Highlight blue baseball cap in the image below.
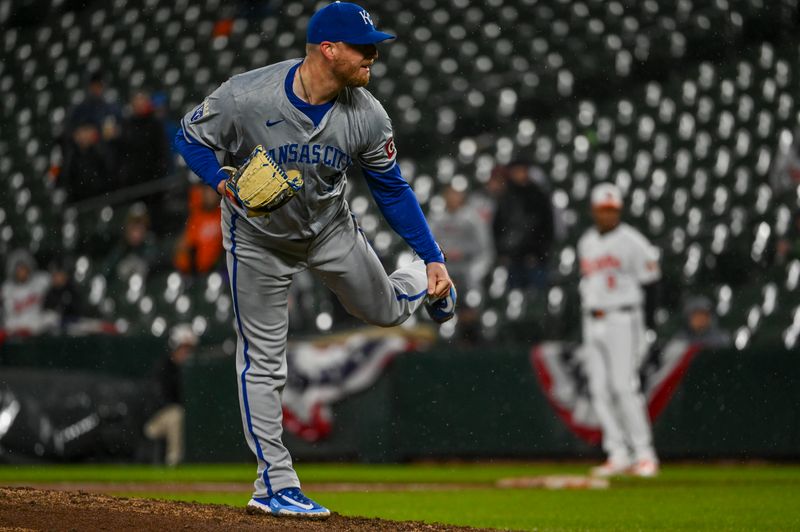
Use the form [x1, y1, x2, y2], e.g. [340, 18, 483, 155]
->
[307, 2, 395, 45]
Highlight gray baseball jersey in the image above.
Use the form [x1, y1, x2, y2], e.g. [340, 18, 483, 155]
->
[180, 60, 433, 500]
[577, 222, 660, 464]
[181, 59, 396, 239]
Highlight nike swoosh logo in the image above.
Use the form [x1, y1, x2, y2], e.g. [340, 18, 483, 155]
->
[280, 494, 314, 510]
[266, 119, 285, 127]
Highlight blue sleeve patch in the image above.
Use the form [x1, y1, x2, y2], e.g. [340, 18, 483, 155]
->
[190, 99, 209, 122]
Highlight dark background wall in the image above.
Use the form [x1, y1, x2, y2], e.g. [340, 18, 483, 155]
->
[1, 336, 798, 462]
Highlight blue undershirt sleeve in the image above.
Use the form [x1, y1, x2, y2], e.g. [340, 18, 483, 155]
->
[362, 165, 444, 264]
[173, 127, 228, 191]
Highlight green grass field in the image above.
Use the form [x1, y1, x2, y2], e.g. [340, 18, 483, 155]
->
[2, 463, 799, 531]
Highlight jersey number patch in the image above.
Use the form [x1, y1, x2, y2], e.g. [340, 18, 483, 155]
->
[606, 274, 617, 290]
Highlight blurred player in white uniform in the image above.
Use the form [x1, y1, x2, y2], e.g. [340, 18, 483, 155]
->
[578, 183, 661, 477]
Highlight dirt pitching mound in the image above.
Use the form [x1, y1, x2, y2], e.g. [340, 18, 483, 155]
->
[0, 487, 488, 532]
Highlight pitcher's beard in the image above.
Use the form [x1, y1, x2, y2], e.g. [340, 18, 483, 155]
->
[334, 61, 371, 88]
[346, 71, 370, 87]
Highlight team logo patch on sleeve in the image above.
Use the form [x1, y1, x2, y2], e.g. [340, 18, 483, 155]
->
[190, 99, 210, 122]
[384, 136, 396, 159]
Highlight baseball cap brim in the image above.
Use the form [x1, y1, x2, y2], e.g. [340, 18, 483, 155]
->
[343, 30, 396, 44]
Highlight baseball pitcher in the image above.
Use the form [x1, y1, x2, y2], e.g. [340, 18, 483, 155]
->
[578, 183, 661, 478]
[174, 2, 456, 518]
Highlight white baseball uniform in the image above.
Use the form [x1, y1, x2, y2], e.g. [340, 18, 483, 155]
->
[577, 222, 661, 463]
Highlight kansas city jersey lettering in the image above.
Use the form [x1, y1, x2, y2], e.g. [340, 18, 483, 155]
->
[267, 143, 353, 171]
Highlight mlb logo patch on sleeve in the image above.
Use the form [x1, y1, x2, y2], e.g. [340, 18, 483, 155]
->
[191, 99, 210, 122]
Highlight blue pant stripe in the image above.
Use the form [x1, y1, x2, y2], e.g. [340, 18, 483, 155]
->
[396, 288, 428, 302]
[230, 213, 273, 497]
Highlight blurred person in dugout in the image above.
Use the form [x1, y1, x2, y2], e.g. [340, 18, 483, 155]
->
[770, 126, 800, 197]
[151, 91, 180, 172]
[65, 70, 122, 137]
[470, 165, 507, 226]
[143, 324, 197, 466]
[492, 161, 554, 291]
[43, 259, 86, 332]
[60, 70, 122, 203]
[103, 202, 161, 281]
[675, 296, 731, 350]
[428, 177, 494, 343]
[1, 250, 59, 336]
[119, 91, 171, 219]
[174, 184, 224, 275]
[577, 183, 661, 478]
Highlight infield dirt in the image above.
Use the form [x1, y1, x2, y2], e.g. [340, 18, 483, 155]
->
[0, 487, 490, 531]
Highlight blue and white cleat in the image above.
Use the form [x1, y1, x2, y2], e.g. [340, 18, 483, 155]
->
[246, 487, 330, 519]
[424, 285, 457, 324]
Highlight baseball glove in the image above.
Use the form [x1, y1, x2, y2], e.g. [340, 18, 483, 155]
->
[221, 145, 304, 217]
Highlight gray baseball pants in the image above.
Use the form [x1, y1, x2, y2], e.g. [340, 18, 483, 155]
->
[222, 201, 429, 498]
[581, 308, 657, 463]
